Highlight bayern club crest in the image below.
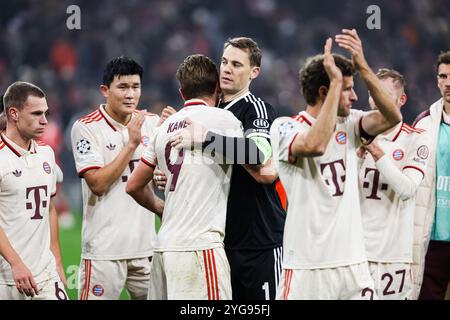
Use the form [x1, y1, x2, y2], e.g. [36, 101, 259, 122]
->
[42, 162, 51, 174]
[392, 149, 404, 161]
[92, 284, 104, 297]
[141, 135, 149, 147]
[335, 131, 347, 144]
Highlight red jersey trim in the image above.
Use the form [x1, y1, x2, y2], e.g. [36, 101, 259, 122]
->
[0, 133, 22, 157]
[391, 122, 404, 142]
[78, 166, 102, 177]
[79, 110, 102, 124]
[80, 259, 92, 300]
[403, 165, 425, 177]
[140, 157, 156, 168]
[292, 114, 312, 126]
[183, 100, 208, 108]
[288, 132, 299, 164]
[98, 107, 118, 132]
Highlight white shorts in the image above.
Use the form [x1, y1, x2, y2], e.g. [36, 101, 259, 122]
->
[276, 262, 377, 300]
[78, 257, 152, 300]
[368, 261, 413, 300]
[148, 248, 232, 300]
[0, 275, 67, 300]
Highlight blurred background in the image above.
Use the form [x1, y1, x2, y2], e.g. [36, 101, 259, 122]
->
[0, 0, 449, 299]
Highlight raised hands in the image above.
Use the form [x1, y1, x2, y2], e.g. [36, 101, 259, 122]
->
[159, 106, 177, 126]
[335, 29, 369, 71]
[323, 37, 343, 82]
[169, 118, 207, 150]
[127, 110, 145, 148]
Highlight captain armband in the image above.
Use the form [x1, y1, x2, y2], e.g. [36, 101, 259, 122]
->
[201, 131, 269, 165]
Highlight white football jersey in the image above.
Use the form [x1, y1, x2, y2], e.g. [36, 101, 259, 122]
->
[0, 133, 58, 284]
[71, 105, 159, 260]
[141, 99, 243, 251]
[270, 110, 368, 269]
[359, 122, 430, 263]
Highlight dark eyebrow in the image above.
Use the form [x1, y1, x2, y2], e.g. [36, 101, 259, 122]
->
[32, 110, 48, 115]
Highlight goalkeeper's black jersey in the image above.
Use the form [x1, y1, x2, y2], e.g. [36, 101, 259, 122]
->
[219, 91, 286, 250]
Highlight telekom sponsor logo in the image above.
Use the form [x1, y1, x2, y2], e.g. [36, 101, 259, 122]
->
[320, 159, 346, 197]
[26, 185, 48, 220]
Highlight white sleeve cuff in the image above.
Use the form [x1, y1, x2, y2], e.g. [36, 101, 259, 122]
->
[375, 154, 423, 201]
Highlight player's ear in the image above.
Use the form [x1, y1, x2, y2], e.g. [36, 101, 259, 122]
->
[318, 85, 328, 100]
[399, 93, 407, 107]
[100, 85, 109, 98]
[179, 88, 187, 101]
[8, 107, 19, 122]
[249, 66, 260, 81]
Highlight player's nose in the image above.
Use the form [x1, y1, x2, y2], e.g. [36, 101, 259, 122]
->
[350, 89, 358, 102]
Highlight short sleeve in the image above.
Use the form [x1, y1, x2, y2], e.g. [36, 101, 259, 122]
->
[403, 130, 432, 178]
[270, 117, 302, 163]
[51, 164, 57, 197]
[45, 147, 58, 197]
[242, 100, 276, 140]
[71, 121, 104, 176]
[141, 128, 159, 168]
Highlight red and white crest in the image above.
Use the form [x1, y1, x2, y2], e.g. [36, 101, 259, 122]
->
[92, 284, 104, 297]
[392, 149, 404, 161]
[335, 131, 347, 145]
[42, 162, 51, 174]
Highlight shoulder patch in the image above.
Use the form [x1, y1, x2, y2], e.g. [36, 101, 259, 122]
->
[277, 121, 295, 136]
[76, 138, 92, 155]
[417, 145, 429, 160]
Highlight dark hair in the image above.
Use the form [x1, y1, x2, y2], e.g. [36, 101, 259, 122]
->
[436, 51, 450, 72]
[3, 81, 45, 113]
[102, 56, 143, 87]
[299, 54, 355, 105]
[176, 54, 219, 100]
[224, 37, 262, 67]
[376, 68, 407, 91]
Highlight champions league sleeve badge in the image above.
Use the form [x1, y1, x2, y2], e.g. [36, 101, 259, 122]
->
[76, 139, 91, 155]
[278, 121, 295, 136]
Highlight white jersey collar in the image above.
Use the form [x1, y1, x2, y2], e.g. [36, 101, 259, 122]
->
[183, 99, 208, 108]
[0, 132, 37, 157]
[99, 104, 142, 132]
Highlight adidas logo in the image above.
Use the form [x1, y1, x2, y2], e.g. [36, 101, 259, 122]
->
[12, 170, 22, 177]
[106, 143, 116, 151]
